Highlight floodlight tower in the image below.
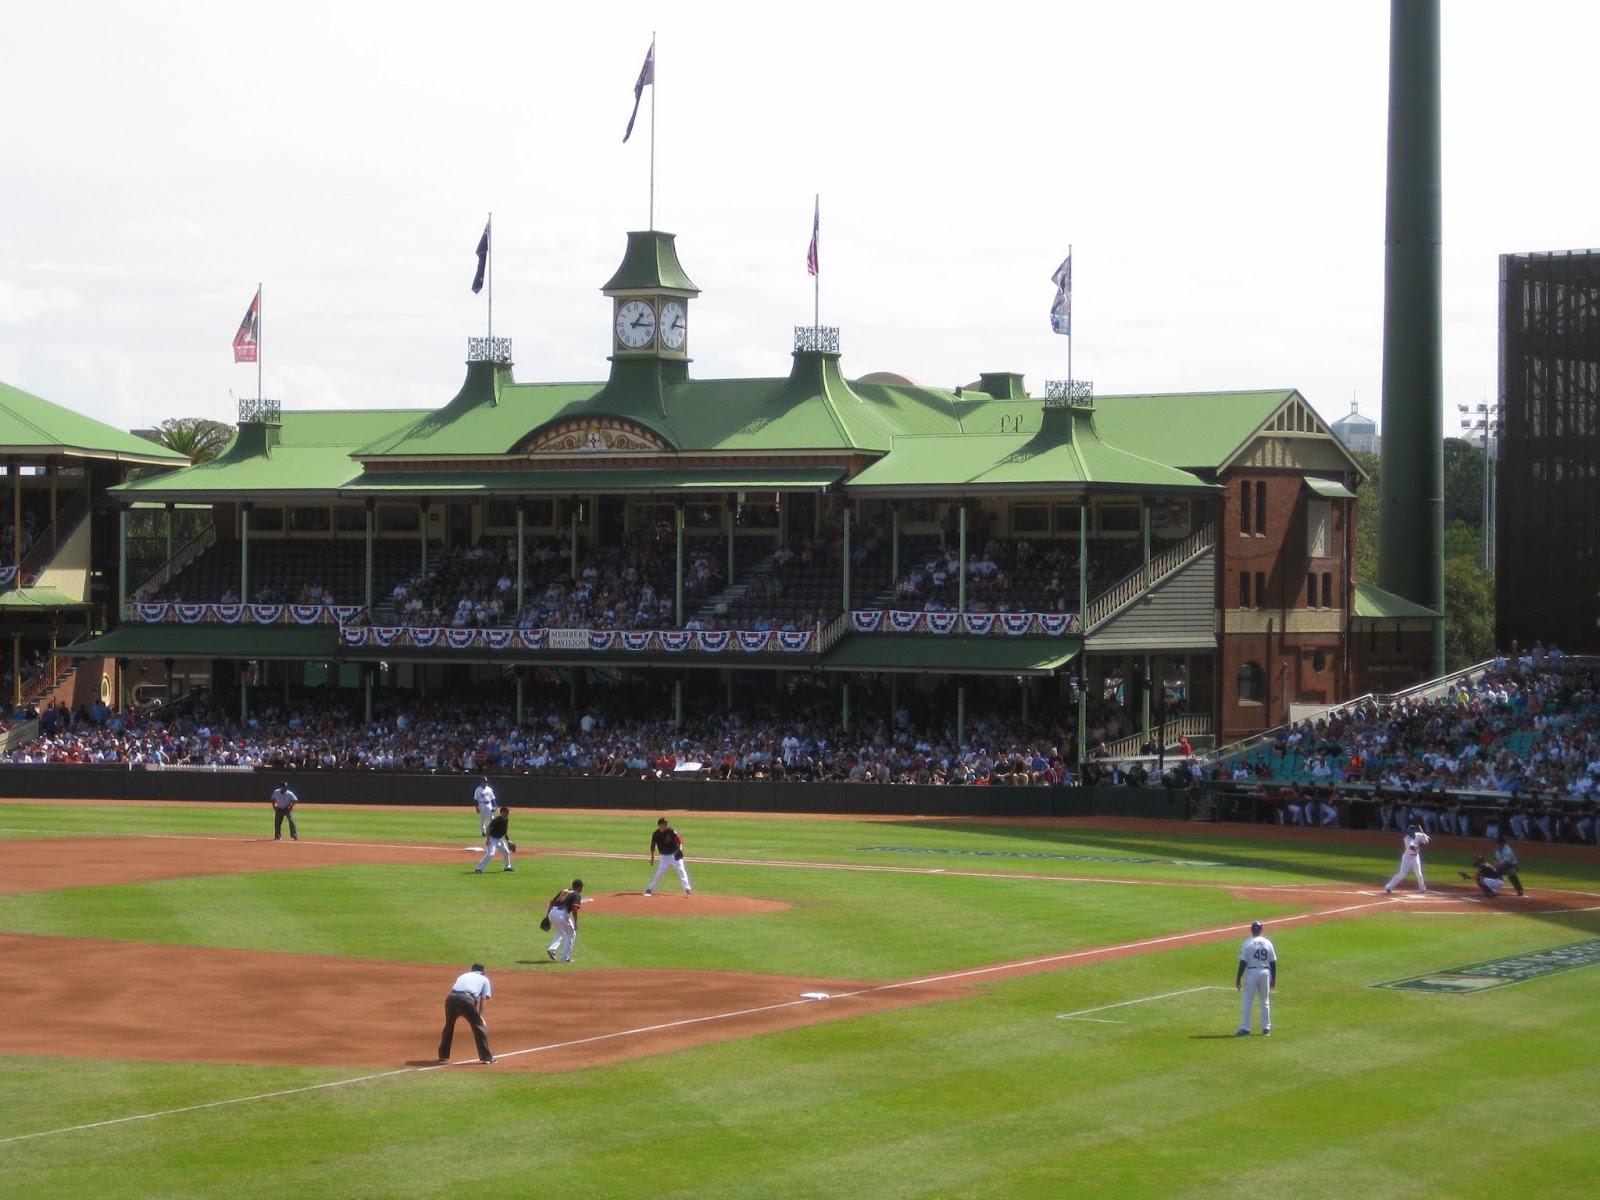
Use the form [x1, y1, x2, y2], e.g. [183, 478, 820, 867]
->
[1377, 0, 1446, 675]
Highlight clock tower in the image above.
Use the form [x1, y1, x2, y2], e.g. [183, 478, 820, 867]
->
[601, 230, 700, 363]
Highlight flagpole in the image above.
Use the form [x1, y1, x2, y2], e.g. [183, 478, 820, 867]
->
[813, 194, 820, 330]
[1066, 244, 1073, 389]
[486, 212, 493, 343]
[648, 32, 657, 231]
[256, 282, 263, 407]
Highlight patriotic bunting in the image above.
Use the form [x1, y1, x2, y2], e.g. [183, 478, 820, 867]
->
[851, 610, 884, 633]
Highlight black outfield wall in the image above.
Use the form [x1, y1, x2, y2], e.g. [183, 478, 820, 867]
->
[0, 767, 1193, 821]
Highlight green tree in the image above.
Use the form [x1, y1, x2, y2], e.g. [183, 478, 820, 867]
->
[1444, 554, 1495, 668]
[1352, 449, 1380, 585]
[1443, 437, 1487, 532]
[1351, 449, 1495, 670]
[149, 417, 235, 464]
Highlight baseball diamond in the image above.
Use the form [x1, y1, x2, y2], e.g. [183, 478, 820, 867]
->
[1, 799, 1598, 1200]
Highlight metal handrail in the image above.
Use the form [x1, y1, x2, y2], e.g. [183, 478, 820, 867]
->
[1083, 522, 1215, 631]
[1209, 654, 1597, 764]
[1102, 713, 1212, 759]
[133, 521, 216, 600]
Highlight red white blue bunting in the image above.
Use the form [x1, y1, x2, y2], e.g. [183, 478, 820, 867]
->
[130, 602, 363, 626]
[848, 609, 1081, 636]
[330, 626, 816, 653]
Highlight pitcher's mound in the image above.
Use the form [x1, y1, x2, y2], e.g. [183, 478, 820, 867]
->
[586, 892, 789, 915]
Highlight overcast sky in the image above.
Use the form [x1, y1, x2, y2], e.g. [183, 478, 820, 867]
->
[3, 2, 1596, 441]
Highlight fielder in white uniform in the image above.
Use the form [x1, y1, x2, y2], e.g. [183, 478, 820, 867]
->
[1234, 920, 1276, 1036]
[1384, 825, 1432, 894]
[473, 777, 497, 841]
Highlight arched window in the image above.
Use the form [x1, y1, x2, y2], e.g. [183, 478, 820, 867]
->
[1237, 661, 1265, 703]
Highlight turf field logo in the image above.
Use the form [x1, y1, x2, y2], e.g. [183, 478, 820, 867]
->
[1373, 938, 1600, 994]
[857, 846, 1249, 868]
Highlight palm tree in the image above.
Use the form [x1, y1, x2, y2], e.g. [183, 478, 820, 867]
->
[150, 417, 235, 464]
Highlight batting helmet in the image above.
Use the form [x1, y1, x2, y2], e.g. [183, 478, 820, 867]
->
[1250, 920, 1263, 934]
[1473, 855, 1486, 866]
[1406, 823, 1420, 835]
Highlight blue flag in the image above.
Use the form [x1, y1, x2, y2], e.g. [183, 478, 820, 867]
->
[472, 220, 490, 294]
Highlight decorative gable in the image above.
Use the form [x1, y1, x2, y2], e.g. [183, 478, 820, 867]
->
[1221, 391, 1366, 477]
[518, 416, 674, 455]
[1264, 395, 1324, 435]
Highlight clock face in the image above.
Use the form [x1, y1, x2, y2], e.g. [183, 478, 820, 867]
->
[659, 300, 687, 350]
[615, 299, 656, 349]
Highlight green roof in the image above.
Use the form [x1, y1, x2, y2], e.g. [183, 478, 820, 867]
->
[59, 625, 341, 660]
[1085, 390, 1297, 472]
[340, 466, 842, 496]
[112, 408, 422, 501]
[1352, 583, 1440, 620]
[848, 403, 1215, 495]
[353, 353, 962, 461]
[0, 586, 89, 609]
[0, 380, 188, 466]
[600, 231, 701, 294]
[822, 636, 1080, 675]
[1305, 476, 1358, 499]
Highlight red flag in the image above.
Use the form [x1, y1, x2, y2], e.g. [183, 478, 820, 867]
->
[232, 287, 260, 363]
[806, 198, 819, 277]
[623, 41, 654, 143]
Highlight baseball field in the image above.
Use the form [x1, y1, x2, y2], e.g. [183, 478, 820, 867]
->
[1, 797, 1596, 1199]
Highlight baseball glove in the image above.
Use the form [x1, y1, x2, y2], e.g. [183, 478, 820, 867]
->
[539, 916, 552, 932]
[507, 841, 518, 853]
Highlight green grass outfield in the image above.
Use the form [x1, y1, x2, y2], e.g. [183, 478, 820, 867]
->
[2, 801, 1597, 1199]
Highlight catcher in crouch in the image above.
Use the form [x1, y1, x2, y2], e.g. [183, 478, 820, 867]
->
[1459, 856, 1506, 898]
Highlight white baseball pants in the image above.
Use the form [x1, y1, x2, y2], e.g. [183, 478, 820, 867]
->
[1385, 852, 1426, 892]
[646, 855, 692, 893]
[477, 838, 512, 872]
[1239, 969, 1272, 1033]
[546, 907, 577, 961]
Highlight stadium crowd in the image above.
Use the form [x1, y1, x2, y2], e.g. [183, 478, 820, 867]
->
[1217, 647, 1600, 841]
[6, 641, 1600, 843]
[2, 680, 1148, 788]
